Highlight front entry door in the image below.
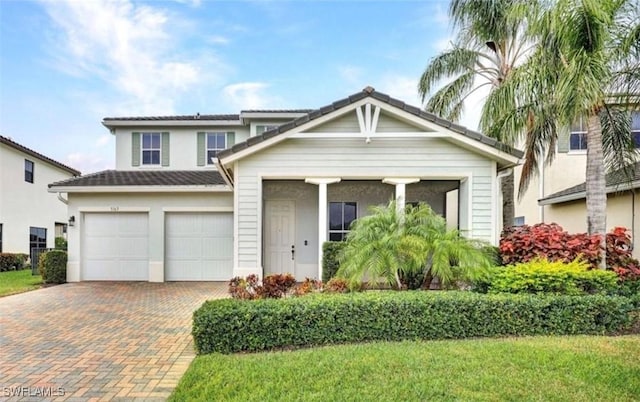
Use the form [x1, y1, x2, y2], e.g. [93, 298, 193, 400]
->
[264, 200, 296, 275]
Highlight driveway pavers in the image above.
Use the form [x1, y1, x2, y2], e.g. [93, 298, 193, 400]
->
[0, 282, 228, 401]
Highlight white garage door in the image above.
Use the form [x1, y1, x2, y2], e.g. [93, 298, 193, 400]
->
[83, 213, 149, 281]
[165, 212, 233, 281]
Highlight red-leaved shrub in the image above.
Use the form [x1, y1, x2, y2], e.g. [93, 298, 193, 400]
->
[500, 223, 601, 267]
[229, 273, 296, 299]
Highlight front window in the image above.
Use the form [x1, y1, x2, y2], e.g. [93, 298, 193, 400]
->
[142, 133, 161, 165]
[329, 202, 357, 241]
[25, 159, 34, 183]
[29, 227, 47, 254]
[206, 132, 226, 164]
[569, 117, 587, 151]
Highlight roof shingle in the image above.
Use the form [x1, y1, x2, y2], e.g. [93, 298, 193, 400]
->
[49, 170, 226, 188]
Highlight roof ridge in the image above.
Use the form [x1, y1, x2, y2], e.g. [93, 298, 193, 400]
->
[0, 135, 81, 176]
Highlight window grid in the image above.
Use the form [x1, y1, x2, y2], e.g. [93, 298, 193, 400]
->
[632, 112, 640, 147]
[29, 227, 47, 255]
[569, 117, 587, 151]
[329, 202, 357, 241]
[206, 132, 226, 165]
[25, 159, 34, 183]
[141, 133, 161, 165]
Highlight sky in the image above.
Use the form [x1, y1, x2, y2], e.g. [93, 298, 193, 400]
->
[0, 0, 484, 174]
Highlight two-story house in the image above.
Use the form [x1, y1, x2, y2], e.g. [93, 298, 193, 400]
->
[0, 135, 80, 256]
[514, 111, 640, 255]
[49, 87, 522, 282]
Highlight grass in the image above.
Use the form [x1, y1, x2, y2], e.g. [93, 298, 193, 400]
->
[0, 269, 42, 297]
[171, 335, 640, 402]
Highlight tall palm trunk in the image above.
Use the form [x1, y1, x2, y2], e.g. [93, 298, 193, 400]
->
[501, 171, 515, 229]
[586, 113, 607, 269]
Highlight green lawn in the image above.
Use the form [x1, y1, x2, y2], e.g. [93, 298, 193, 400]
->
[171, 335, 640, 402]
[0, 269, 42, 297]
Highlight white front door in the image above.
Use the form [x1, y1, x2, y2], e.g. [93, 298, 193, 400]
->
[264, 200, 295, 276]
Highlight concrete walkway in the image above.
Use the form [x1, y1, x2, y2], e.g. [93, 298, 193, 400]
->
[0, 282, 228, 401]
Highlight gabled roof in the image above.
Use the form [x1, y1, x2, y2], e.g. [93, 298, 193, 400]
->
[539, 162, 640, 205]
[217, 86, 524, 161]
[0, 135, 80, 176]
[49, 170, 226, 188]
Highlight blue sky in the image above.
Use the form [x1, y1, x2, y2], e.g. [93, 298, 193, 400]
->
[0, 0, 478, 174]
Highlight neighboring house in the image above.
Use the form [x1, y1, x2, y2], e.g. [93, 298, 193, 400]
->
[48, 87, 522, 282]
[0, 135, 80, 256]
[515, 111, 640, 254]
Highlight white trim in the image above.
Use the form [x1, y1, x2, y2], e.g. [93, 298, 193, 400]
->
[162, 207, 234, 212]
[257, 174, 263, 272]
[290, 132, 447, 138]
[371, 105, 381, 133]
[305, 178, 341, 185]
[305, 177, 341, 279]
[103, 120, 242, 128]
[382, 178, 421, 185]
[491, 161, 498, 245]
[241, 111, 309, 119]
[233, 163, 240, 276]
[258, 172, 472, 181]
[48, 185, 232, 193]
[78, 207, 151, 212]
[356, 106, 366, 134]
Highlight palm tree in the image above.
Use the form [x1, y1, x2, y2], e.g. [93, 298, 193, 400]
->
[336, 202, 492, 289]
[488, 0, 639, 268]
[418, 0, 534, 229]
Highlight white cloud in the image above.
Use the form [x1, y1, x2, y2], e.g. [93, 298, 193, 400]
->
[207, 35, 230, 45]
[65, 152, 113, 174]
[338, 65, 364, 86]
[432, 3, 450, 27]
[378, 75, 422, 108]
[95, 134, 111, 147]
[222, 82, 283, 110]
[40, 0, 225, 115]
[434, 36, 454, 52]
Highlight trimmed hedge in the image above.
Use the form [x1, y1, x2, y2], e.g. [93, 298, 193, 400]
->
[192, 291, 635, 354]
[38, 250, 67, 284]
[322, 241, 346, 282]
[0, 253, 28, 272]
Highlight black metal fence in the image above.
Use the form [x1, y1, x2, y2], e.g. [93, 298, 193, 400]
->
[30, 248, 53, 275]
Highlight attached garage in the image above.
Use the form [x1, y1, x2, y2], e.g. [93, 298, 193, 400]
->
[165, 212, 233, 281]
[82, 213, 149, 281]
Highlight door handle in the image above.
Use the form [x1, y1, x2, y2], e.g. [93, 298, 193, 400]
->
[291, 245, 295, 260]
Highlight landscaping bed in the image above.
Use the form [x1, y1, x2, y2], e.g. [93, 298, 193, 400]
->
[193, 291, 636, 354]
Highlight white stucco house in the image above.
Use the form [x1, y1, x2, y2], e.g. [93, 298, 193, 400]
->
[48, 87, 522, 282]
[0, 135, 80, 255]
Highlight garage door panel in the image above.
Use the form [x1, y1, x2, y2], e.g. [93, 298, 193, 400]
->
[83, 213, 149, 281]
[166, 213, 232, 281]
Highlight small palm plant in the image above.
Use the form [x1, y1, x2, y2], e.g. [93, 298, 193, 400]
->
[336, 201, 493, 290]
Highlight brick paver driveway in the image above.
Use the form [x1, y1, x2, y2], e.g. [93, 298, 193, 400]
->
[0, 282, 227, 401]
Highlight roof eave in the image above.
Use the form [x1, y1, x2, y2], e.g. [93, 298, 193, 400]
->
[102, 120, 243, 129]
[47, 185, 232, 193]
[539, 180, 640, 205]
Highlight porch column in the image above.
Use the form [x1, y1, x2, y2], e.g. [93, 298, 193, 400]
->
[382, 178, 420, 213]
[305, 177, 341, 280]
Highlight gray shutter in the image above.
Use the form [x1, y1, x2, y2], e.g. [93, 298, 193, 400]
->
[132, 132, 141, 166]
[161, 132, 170, 166]
[197, 132, 206, 166]
[227, 132, 235, 148]
[558, 127, 570, 152]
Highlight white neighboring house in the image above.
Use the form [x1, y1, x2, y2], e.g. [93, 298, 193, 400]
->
[0, 135, 80, 256]
[48, 87, 522, 282]
[514, 111, 640, 255]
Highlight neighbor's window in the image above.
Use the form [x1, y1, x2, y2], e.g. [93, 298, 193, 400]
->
[141, 133, 161, 165]
[25, 159, 34, 183]
[514, 216, 525, 226]
[206, 132, 227, 164]
[632, 112, 640, 147]
[256, 125, 278, 135]
[569, 117, 587, 151]
[329, 202, 357, 241]
[29, 226, 47, 255]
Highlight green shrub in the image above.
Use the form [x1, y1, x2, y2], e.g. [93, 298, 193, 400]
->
[0, 253, 28, 272]
[38, 250, 67, 284]
[322, 242, 345, 282]
[192, 291, 634, 354]
[55, 236, 68, 250]
[486, 258, 618, 295]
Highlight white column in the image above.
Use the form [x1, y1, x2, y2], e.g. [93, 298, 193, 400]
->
[382, 178, 420, 213]
[305, 178, 341, 280]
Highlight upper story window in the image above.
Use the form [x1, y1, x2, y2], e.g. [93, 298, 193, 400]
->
[329, 202, 357, 241]
[24, 159, 34, 183]
[256, 125, 278, 135]
[142, 133, 161, 165]
[206, 132, 227, 165]
[569, 117, 588, 151]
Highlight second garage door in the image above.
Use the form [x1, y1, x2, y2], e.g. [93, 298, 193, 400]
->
[165, 212, 233, 281]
